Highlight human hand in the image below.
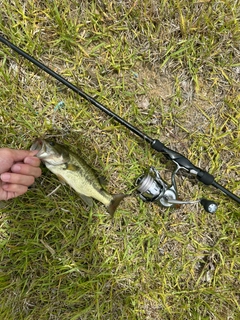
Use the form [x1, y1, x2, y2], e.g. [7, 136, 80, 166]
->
[0, 148, 42, 200]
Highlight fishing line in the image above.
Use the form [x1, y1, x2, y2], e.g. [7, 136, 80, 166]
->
[0, 35, 239, 212]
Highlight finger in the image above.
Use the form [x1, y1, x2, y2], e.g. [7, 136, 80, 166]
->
[11, 163, 42, 178]
[0, 172, 35, 186]
[4, 149, 38, 163]
[24, 156, 41, 167]
[2, 183, 28, 197]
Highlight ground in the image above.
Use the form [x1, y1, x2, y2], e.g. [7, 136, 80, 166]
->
[0, 0, 239, 319]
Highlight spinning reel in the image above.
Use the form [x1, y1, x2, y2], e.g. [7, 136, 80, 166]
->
[135, 165, 218, 213]
[0, 35, 239, 213]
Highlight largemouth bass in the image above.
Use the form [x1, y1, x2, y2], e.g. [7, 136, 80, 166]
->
[30, 138, 125, 215]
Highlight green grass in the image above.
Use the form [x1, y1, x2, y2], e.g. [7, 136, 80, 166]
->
[0, 0, 239, 319]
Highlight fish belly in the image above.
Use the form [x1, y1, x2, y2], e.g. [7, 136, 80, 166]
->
[46, 164, 112, 206]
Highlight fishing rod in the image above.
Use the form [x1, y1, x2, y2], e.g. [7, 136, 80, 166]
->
[0, 35, 239, 213]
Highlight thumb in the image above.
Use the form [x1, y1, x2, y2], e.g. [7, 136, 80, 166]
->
[8, 149, 38, 162]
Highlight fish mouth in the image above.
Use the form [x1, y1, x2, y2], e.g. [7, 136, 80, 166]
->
[30, 138, 46, 158]
[30, 138, 66, 165]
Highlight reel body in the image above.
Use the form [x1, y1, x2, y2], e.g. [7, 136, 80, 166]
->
[135, 164, 218, 213]
[136, 167, 177, 208]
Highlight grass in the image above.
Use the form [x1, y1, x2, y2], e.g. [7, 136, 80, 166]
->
[0, 0, 239, 319]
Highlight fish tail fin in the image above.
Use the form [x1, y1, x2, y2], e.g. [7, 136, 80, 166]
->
[107, 194, 126, 216]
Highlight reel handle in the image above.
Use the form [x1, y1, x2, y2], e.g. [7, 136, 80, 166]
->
[200, 199, 218, 214]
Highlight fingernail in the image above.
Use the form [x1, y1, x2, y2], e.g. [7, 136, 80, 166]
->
[29, 150, 38, 156]
[12, 165, 21, 172]
[24, 157, 34, 165]
[1, 173, 11, 181]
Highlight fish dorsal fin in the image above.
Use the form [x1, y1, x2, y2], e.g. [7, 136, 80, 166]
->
[98, 175, 107, 186]
[79, 194, 94, 207]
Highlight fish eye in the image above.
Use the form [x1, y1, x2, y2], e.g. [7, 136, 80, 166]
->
[49, 141, 55, 146]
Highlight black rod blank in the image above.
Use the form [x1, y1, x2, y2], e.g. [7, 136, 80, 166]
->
[0, 35, 153, 144]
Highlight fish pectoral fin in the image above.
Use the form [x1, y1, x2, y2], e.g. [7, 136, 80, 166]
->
[56, 173, 67, 185]
[64, 163, 80, 171]
[79, 194, 94, 207]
